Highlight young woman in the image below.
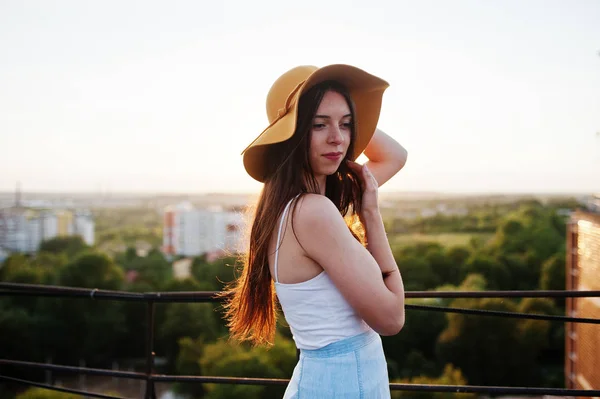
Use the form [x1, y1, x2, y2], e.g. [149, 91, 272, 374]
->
[222, 64, 407, 398]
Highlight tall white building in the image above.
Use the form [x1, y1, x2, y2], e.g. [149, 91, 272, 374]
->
[162, 202, 245, 257]
[0, 208, 95, 253]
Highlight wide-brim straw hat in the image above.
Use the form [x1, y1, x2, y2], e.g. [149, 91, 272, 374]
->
[242, 64, 389, 182]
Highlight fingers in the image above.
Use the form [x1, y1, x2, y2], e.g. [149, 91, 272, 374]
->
[346, 160, 362, 172]
[362, 164, 378, 191]
[346, 160, 378, 191]
[346, 160, 365, 188]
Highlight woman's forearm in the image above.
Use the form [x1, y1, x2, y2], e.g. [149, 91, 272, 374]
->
[362, 209, 405, 327]
[363, 129, 408, 187]
[364, 129, 407, 167]
[362, 210, 404, 288]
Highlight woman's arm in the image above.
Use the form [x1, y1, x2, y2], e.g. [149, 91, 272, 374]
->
[360, 207, 404, 327]
[294, 194, 405, 336]
[363, 128, 408, 187]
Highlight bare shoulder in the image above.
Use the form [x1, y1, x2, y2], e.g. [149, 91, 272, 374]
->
[295, 193, 338, 213]
[291, 194, 359, 260]
[292, 194, 348, 235]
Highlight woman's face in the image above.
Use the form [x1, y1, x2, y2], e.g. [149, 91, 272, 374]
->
[308, 90, 352, 180]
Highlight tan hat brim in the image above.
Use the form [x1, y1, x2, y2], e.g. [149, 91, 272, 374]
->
[243, 64, 389, 182]
[242, 110, 297, 182]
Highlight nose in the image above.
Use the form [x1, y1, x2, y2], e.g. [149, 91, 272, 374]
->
[327, 125, 344, 145]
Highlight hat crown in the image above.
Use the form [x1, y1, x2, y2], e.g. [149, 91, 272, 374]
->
[266, 65, 317, 123]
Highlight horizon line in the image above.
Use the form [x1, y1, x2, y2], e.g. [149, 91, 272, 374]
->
[0, 189, 595, 197]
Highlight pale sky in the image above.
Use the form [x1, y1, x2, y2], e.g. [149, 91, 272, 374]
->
[1, 0, 599, 194]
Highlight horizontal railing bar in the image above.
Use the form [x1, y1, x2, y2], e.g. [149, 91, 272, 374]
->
[388, 382, 600, 396]
[3, 361, 600, 396]
[0, 283, 146, 301]
[407, 289, 600, 299]
[153, 375, 289, 385]
[0, 359, 146, 380]
[2, 282, 599, 301]
[0, 290, 150, 302]
[407, 304, 600, 324]
[0, 375, 126, 399]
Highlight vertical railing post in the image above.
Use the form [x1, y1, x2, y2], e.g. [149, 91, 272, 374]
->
[144, 299, 156, 399]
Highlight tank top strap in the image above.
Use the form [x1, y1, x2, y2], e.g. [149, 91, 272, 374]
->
[274, 195, 299, 283]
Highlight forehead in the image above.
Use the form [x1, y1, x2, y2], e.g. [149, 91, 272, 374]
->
[315, 90, 351, 116]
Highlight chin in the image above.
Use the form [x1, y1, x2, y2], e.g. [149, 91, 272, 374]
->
[313, 163, 343, 178]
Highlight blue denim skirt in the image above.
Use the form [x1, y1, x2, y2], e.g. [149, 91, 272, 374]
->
[283, 329, 390, 398]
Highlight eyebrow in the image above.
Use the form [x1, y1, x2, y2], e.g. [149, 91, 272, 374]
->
[314, 114, 352, 119]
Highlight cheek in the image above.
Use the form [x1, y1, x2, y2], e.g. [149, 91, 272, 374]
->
[309, 132, 320, 159]
[310, 130, 325, 149]
[309, 131, 317, 152]
[344, 131, 352, 147]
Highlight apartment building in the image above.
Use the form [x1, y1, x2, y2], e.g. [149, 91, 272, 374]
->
[565, 209, 600, 395]
[0, 207, 95, 253]
[162, 202, 245, 257]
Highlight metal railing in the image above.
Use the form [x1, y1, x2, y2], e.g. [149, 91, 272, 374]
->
[1, 281, 600, 398]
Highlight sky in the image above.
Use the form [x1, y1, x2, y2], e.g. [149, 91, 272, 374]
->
[1, 0, 599, 195]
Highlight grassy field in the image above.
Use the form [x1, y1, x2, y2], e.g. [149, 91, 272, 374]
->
[388, 232, 494, 248]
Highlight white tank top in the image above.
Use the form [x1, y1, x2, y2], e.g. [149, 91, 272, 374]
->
[273, 196, 370, 350]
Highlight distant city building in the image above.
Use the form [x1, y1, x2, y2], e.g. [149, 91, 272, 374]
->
[0, 208, 95, 253]
[565, 210, 600, 392]
[0, 184, 95, 254]
[162, 202, 245, 257]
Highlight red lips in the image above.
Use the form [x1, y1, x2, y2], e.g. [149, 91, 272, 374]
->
[323, 152, 343, 160]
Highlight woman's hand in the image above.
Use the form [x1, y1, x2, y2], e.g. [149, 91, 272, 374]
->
[346, 160, 379, 219]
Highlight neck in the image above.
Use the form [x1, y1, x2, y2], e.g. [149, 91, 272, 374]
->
[316, 175, 326, 195]
[303, 173, 327, 195]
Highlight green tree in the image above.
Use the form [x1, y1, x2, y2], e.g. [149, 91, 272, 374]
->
[46, 252, 127, 364]
[0, 299, 52, 393]
[391, 364, 475, 399]
[445, 246, 471, 279]
[490, 205, 564, 277]
[158, 302, 221, 370]
[393, 253, 438, 291]
[39, 236, 88, 256]
[461, 254, 510, 290]
[497, 253, 537, 290]
[459, 274, 487, 291]
[123, 249, 172, 290]
[59, 251, 124, 289]
[0, 301, 40, 361]
[435, 294, 557, 387]
[398, 350, 438, 380]
[198, 335, 296, 399]
[191, 255, 239, 291]
[175, 336, 207, 398]
[0, 253, 31, 281]
[540, 252, 566, 292]
[115, 277, 155, 360]
[15, 388, 80, 399]
[436, 298, 524, 386]
[163, 277, 204, 292]
[427, 248, 462, 286]
[382, 298, 447, 379]
[515, 298, 556, 385]
[435, 274, 487, 307]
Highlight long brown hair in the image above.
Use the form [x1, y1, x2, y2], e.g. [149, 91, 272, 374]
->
[221, 81, 364, 346]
